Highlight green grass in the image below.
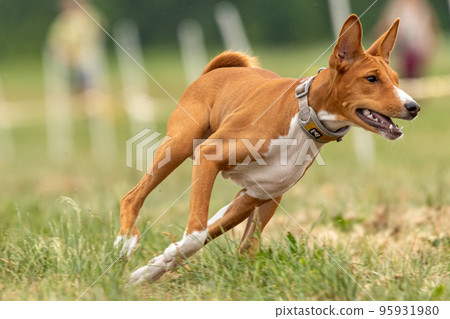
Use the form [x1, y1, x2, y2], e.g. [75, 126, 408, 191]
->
[0, 42, 449, 300]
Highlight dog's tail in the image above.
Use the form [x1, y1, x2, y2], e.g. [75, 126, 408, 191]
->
[202, 51, 259, 75]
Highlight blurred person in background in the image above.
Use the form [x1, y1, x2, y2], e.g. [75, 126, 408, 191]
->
[375, 0, 440, 78]
[46, 0, 109, 112]
[45, 0, 115, 163]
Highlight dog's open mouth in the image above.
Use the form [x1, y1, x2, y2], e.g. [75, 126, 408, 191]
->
[356, 108, 403, 139]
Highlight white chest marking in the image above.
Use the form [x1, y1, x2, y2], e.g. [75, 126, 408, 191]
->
[222, 113, 324, 199]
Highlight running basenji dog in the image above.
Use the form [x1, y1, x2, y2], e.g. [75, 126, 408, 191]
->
[115, 15, 420, 284]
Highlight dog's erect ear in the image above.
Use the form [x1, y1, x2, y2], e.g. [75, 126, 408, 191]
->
[367, 18, 400, 64]
[329, 14, 365, 71]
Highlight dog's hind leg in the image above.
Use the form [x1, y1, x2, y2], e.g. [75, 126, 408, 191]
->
[116, 103, 209, 257]
[237, 195, 281, 256]
[129, 189, 265, 284]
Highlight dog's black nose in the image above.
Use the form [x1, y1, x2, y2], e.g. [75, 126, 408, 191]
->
[405, 101, 420, 117]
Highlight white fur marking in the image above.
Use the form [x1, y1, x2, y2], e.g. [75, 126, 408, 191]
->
[114, 235, 139, 258]
[113, 235, 124, 248]
[317, 111, 352, 131]
[129, 230, 207, 284]
[317, 111, 337, 121]
[222, 113, 324, 199]
[394, 86, 414, 104]
[207, 204, 231, 226]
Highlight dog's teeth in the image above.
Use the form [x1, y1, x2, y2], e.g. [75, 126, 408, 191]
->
[374, 118, 378, 122]
[362, 109, 371, 116]
[389, 124, 393, 130]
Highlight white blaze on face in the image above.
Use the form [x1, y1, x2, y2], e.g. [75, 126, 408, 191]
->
[394, 86, 415, 104]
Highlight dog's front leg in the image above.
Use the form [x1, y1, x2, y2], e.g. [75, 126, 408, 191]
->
[129, 143, 221, 284]
[115, 132, 201, 258]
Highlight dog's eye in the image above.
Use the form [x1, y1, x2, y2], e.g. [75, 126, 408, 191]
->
[366, 75, 377, 83]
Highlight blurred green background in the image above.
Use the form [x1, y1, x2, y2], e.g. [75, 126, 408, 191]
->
[1, 0, 450, 57]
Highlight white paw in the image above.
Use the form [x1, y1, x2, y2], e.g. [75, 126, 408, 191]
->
[129, 255, 168, 284]
[114, 235, 138, 258]
[113, 235, 124, 248]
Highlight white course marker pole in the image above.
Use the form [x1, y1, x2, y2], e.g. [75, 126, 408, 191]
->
[114, 19, 154, 131]
[327, 0, 375, 166]
[81, 33, 117, 166]
[43, 47, 74, 163]
[178, 19, 208, 85]
[0, 80, 15, 161]
[214, 2, 252, 52]
[327, 0, 352, 39]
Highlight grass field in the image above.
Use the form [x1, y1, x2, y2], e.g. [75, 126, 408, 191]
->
[0, 41, 449, 300]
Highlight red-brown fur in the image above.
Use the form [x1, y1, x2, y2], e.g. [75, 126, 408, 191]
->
[119, 15, 420, 282]
[202, 50, 260, 75]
